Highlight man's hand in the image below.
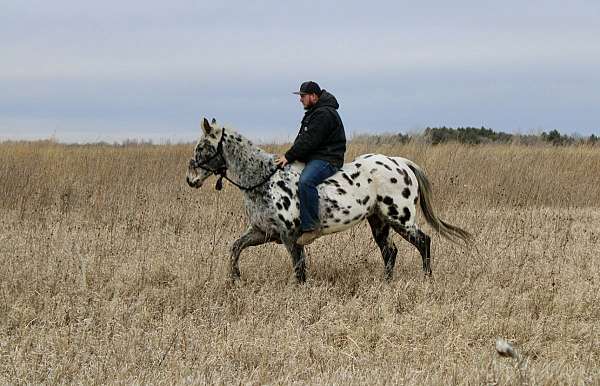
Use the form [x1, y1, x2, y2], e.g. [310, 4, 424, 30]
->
[275, 154, 289, 168]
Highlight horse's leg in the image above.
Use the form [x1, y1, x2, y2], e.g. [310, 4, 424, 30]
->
[282, 239, 307, 283]
[230, 226, 272, 280]
[367, 214, 398, 280]
[389, 222, 432, 276]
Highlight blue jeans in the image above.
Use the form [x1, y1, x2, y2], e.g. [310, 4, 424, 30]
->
[298, 159, 338, 232]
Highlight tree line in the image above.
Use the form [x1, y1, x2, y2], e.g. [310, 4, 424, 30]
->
[354, 127, 599, 146]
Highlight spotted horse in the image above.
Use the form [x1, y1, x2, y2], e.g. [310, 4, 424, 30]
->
[186, 118, 472, 283]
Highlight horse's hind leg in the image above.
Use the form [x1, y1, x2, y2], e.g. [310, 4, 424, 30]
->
[389, 222, 432, 276]
[230, 226, 273, 280]
[367, 215, 399, 280]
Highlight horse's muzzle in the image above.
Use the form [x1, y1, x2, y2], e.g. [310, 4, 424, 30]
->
[186, 158, 202, 188]
[186, 175, 202, 188]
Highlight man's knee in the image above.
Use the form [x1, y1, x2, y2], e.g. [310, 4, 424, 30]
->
[299, 173, 320, 188]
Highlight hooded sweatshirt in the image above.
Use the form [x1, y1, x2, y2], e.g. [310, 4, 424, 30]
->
[284, 90, 346, 168]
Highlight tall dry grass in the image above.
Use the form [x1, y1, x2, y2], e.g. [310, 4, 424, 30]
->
[1, 140, 599, 384]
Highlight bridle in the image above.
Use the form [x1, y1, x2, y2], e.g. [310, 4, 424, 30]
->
[189, 129, 280, 191]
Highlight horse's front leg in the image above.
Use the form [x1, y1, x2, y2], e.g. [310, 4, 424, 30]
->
[230, 226, 271, 280]
[282, 239, 307, 283]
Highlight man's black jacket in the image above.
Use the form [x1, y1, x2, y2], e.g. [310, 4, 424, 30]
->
[285, 90, 346, 168]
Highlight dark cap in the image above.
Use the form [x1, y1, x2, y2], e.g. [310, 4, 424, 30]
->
[293, 81, 322, 95]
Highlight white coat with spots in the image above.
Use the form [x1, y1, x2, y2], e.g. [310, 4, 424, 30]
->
[187, 118, 471, 282]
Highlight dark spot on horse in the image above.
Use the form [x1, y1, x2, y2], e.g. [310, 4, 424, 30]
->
[278, 214, 293, 229]
[334, 218, 341, 223]
[350, 171, 360, 179]
[281, 196, 291, 210]
[326, 207, 332, 213]
[293, 218, 301, 227]
[327, 179, 340, 187]
[414, 196, 418, 205]
[352, 214, 362, 221]
[376, 161, 392, 171]
[364, 154, 373, 158]
[356, 183, 360, 187]
[367, 178, 372, 183]
[383, 196, 394, 205]
[361, 196, 370, 205]
[343, 209, 350, 215]
[390, 178, 397, 183]
[402, 188, 410, 199]
[355, 163, 362, 167]
[276, 202, 283, 210]
[398, 168, 412, 185]
[388, 205, 399, 217]
[323, 225, 330, 229]
[400, 207, 411, 225]
[377, 195, 383, 202]
[342, 173, 354, 185]
[387, 157, 399, 166]
[337, 188, 347, 195]
[343, 220, 351, 225]
[276, 180, 294, 197]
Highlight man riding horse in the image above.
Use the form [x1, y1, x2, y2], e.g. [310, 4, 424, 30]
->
[186, 89, 471, 282]
[275, 81, 346, 246]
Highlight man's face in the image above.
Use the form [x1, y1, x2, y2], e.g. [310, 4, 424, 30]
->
[300, 93, 318, 109]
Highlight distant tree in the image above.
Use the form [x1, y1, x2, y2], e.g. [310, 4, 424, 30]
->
[541, 130, 574, 146]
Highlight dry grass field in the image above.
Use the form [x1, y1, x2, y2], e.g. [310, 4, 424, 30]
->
[1, 140, 599, 384]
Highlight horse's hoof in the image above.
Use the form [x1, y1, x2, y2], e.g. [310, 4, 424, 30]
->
[295, 274, 306, 284]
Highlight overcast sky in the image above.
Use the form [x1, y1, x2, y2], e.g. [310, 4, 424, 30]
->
[1, 0, 599, 142]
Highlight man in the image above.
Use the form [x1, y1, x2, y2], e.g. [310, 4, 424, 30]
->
[275, 81, 347, 246]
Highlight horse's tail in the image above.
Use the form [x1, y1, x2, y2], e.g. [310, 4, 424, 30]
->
[406, 162, 472, 246]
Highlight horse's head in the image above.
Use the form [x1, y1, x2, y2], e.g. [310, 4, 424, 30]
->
[186, 117, 226, 189]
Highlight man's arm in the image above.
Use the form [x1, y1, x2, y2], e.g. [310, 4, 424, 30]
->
[284, 110, 333, 163]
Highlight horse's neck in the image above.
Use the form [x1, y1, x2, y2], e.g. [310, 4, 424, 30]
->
[222, 132, 275, 190]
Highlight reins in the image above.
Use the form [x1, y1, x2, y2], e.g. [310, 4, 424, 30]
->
[190, 129, 281, 191]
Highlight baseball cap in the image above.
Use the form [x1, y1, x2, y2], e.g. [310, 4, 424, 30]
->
[293, 81, 322, 95]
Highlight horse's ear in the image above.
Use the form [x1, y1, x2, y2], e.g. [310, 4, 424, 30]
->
[211, 118, 217, 124]
[201, 117, 212, 135]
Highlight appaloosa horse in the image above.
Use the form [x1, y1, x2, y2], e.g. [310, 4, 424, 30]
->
[186, 118, 471, 282]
